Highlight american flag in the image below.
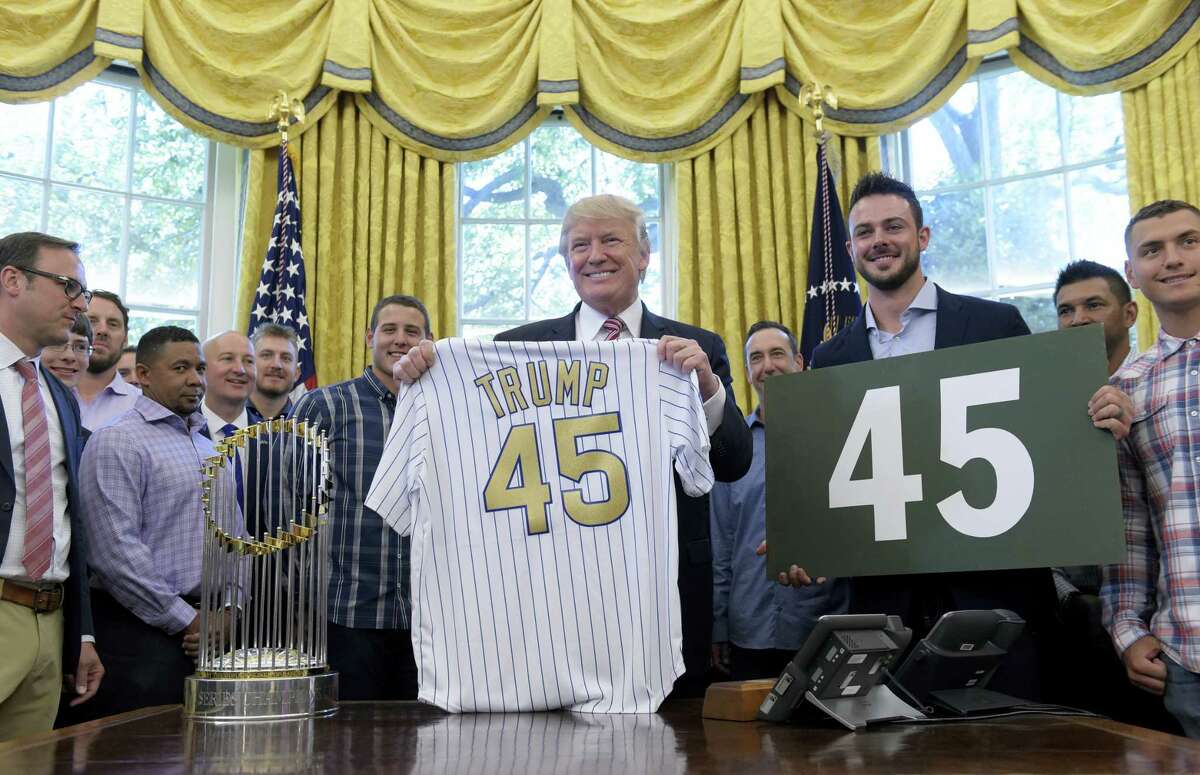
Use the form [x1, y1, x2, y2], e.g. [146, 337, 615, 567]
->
[799, 142, 861, 364]
[248, 139, 317, 394]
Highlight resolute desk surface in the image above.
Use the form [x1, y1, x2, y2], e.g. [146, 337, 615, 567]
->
[3, 700, 1199, 774]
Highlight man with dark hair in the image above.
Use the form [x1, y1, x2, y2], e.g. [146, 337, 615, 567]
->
[249, 323, 300, 421]
[712, 321, 848, 680]
[43, 314, 93, 390]
[72, 324, 216, 720]
[1055, 260, 1139, 376]
[780, 172, 1133, 701]
[77, 290, 139, 431]
[1104, 199, 1200, 737]
[289, 294, 431, 700]
[0, 232, 102, 740]
[116, 345, 138, 389]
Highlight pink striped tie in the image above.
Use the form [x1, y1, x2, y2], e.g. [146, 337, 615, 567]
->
[602, 317, 624, 341]
[15, 360, 53, 580]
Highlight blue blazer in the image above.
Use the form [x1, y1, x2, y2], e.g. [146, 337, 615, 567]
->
[0, 365, 94, 675]
[496, 303, 754, 684]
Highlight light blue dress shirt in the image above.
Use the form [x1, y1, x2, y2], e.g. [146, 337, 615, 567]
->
[865, 278, 939, 359]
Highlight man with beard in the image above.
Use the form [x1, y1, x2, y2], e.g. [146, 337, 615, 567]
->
[777, 172, 1133, 702]
[77, 291, 139, 431]
[71, 325, 216, 720]
[248, 323, 300, 421]
[290, 295, 431, 700]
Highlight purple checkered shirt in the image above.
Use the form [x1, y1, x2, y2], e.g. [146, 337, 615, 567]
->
[80, 395, 216, 635]
[1102, 330, 1200, 671]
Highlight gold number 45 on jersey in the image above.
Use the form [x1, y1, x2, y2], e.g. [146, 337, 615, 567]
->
[483, 412, 631, 535]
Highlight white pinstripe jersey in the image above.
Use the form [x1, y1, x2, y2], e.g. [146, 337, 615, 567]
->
[365, 338, 714, 712]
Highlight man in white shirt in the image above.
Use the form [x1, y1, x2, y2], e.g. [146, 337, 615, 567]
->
[200, 331, 256, 442]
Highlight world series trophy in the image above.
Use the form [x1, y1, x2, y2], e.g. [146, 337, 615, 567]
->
[184, 419, 338, 720]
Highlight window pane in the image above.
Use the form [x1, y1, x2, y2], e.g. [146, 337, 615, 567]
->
[528, 224, 577, 319]
[461, 323, 510, 340]
[51, 81, 131, 190]
[597, 151, 660, 217]
[1069, 162, 1128, 270]
[919, 189, 988, 293]
[0, 102, 49, 177]
[127, 309, 198, 344]
[127, 200, 202, 307]
[992, 290, 1057, 334]
[461, 223, 524, 320]
[982, 71, 1061, 178]
[910, 81, 981, 190]
[134, 91, 207, 201]
[991, 175, 1069, 288]
[47, 185, 123, 292]
[1063, 92, 1124, 164]
[460, 143, 525, 220]
[530, 126, 591, 220]
[641, 221, 664, 312]
[0, 176, 43, 235]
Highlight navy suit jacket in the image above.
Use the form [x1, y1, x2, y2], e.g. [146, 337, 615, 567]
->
[811, 284, 1054, 697]
[0, 365, 93, 675]
[496, 303, 754, 683]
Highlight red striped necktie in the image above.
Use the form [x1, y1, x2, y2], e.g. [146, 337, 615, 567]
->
[14, 359, 53, 580]
[602, 317, 624, 341]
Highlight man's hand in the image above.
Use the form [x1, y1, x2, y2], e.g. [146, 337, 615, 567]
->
[1122, 635, 1167, 695]
[657, 336, 721, 400]
[755, 541, 825, 586]
[182, 612, 201, 658]
[1089, 385, 1134, 441]
[712, 642, 731, 674]
[66, 642, 105, 706]
[394, 340, 436, 384]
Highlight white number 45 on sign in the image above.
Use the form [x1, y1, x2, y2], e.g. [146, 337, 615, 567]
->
[828, 368, 1034, 542]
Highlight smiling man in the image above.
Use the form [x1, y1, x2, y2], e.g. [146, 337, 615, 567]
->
[248, 323, 300, 421]
[77, 291, 139, 431]
[290, 294, 431, 701]
[73, 325, 215, 720]
[42, 314, 93, 390]
[200, 331, 256, 442]
[1103, 199, 1200, 738]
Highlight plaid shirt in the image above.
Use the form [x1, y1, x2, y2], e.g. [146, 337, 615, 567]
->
[1102, 330, 1200, 671]
[290, 367, 410, 630]
[79, 396, 215, 634]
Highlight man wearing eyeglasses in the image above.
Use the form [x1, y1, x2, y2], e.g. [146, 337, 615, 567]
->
[0, 232, 104, 740]
[43, 314, 93, 391]
[77, 291, 140, 432]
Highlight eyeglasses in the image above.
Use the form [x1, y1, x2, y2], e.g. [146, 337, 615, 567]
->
[21, 267, 93, 305]
[45, 342, 94, 356]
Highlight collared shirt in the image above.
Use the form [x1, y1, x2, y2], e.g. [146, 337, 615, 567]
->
[0, 334, 71, 583]
[865, 278, 938, 359]
[202, 402, 248, 441]
[78, 371, 140, 431]
[80, 395, 215, 634]
[1102, 328, 1200, 671]
[711, 411, 849, 650]
[290, 367, 409, 630]
[576, 299, 726, 433]
[248, 398, 291, 423]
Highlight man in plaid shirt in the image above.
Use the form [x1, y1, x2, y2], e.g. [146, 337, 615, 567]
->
[1104, 199, 1200, 738]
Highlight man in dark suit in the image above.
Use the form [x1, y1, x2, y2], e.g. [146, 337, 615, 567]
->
[0, 232, 103, 739]
[398, 195, 753, 696]
[785, 173, 1133, 701]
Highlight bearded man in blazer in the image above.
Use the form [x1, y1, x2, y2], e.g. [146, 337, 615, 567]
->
[398, 195, 752, 697]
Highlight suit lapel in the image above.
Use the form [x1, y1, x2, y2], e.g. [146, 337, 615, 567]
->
[844, 313, 873, 362]
[639, 302, 667, 339]
[933, 285, 968, 349]
[0, 383, 11, 492]
[41, 366, 79, 470]
[546, 307, 578, 341]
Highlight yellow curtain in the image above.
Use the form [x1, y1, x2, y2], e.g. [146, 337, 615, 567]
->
[1121, 45, 1200, 349]
[676, 92, 879, 412]
[237, 93, 455, 386]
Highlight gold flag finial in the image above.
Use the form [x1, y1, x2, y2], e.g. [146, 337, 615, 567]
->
[268, 91, 306, 142]
[799, 82, 838, 143]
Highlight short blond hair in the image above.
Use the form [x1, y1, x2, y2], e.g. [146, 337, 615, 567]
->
[558, 195, 651, 258]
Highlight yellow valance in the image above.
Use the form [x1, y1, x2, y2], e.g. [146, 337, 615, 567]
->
[3, 0, 1199, 159]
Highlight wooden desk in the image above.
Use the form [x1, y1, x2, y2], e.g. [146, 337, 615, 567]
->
[2, 700, 1198, 773]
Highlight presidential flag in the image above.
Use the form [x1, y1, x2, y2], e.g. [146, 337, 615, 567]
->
[248, 139, 317, 394]
[799, 142, 861, 365]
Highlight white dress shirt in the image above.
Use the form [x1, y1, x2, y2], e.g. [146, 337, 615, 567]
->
[201, 402, 249, 441]
[0, 333, 71, 583]
[575, 300, 726, 434]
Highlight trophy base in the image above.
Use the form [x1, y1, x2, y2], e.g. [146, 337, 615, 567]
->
[184, 671, 338, 722]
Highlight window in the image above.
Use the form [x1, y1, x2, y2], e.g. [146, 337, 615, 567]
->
[885, 64, 1128, 333]
[458, 118, 669, 337]
[0, 69, 214, 340]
